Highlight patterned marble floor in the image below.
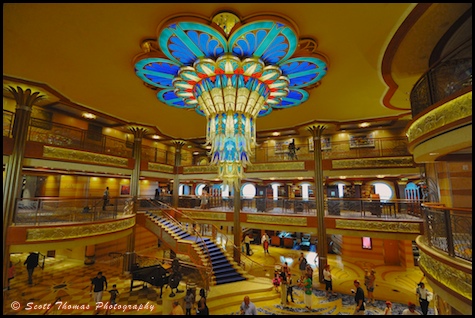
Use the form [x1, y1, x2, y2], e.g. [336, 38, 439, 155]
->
[4, 243, 434, 315]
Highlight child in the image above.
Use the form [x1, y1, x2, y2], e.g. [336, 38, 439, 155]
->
[272, 271, 281, 292]
[384, 301, 393, 315]
[108, 284, 119, 314]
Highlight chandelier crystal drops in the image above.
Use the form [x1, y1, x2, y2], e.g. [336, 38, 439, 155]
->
[134, 11, 328, 187]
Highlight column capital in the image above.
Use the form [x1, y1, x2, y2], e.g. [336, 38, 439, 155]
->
[5, 86, 44, 109]
[307, 125, 326, 138]
[172, 140, 186, 151]
[127, 125, 150, 139]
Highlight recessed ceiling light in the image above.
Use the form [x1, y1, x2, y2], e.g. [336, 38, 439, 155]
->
[429, 152, 439, 156]
[152, 135, 160, 139]
[82, 112, 96, 119]
[358, 122, 370, 128]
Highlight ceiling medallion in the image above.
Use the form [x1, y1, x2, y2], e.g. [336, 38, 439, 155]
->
[133, 11, 328, 187]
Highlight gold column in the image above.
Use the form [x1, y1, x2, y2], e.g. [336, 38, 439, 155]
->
[121, 126, 149, 272]
[233, 179, 242, 264]
[172, 140, 185, 208]
[3, 86, 44, 300]
[308, 125, 327, 283]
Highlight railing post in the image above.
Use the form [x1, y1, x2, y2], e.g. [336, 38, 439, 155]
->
[444, 209, 455, 257]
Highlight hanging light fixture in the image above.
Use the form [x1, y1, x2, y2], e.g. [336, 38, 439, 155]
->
[133, 11, 328, 187]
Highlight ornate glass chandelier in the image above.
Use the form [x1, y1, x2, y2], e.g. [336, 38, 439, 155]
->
[134, 11, 328, 187]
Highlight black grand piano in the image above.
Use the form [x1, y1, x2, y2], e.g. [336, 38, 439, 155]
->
[130, 259, 183, 298]
[130, 263, 170, 298]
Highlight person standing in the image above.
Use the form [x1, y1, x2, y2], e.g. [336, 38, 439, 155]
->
[364, 269, 376, 304]
[90, 271, 108, 314]
[323, 264, 337, 298]
[279, 269, 288, 306]
[239, 295, 257, 315]
[197, 288, 209, 315]
[103, 186, 110, 210]
[24, 252, 39, 285]
[170, 300, 185, 315]
[298, 252, 307, 278]
[244, 234, 253, 256]
[302, 272, 313, 310]
[184, 288, 195, 315]
[286, 274, 295, 303]
[200, 189, 209, 209]
[261, 233, 270, 254]
[384, 301, 393, 315]
[352, 279, 365, 315]
[305, 264, 313, 283]
[416, 282, 432, 315]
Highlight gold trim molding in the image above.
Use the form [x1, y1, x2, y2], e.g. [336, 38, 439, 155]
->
[335, 219, 420, 233]
[183, 165, 219, 174]
[148, 162, 174, 173]
[406, 92, 472, 143]
[26, 217, 135, 241]
[247, 214, 307, 226]
[332, 156, 414, 169]
[419, 250, 472, 301]
[43, 146, 129, 167]
[246, 161, 305, 172]
[183, 211, 226, 220]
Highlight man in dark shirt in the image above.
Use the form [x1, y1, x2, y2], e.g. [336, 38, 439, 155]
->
[352, 279, 365, 315]
[24, 252, 39, 285]
[90, 271, 108, 307]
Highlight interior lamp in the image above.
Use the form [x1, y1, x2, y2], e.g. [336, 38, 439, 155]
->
[133, 11, 328, 187]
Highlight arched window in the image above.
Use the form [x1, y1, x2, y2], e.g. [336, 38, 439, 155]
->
[301, 183, 311, 200]
[373, 182, 393, 200]
[179, 184, 190, 195]
[242, 183, 256, 199]
[195, 183, 206, 196]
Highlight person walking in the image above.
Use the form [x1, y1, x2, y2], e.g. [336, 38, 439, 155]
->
[261, 233, 270, 254]
[298, 252, 307, 278]
[364, 269, 376, 304]
[107, 284, 119, 315]
[416, 282, 432, 315]
[384, 300, 393, 315]
[102, 186, 110, 210]
[351, 279, 365, 315]
[184, 288, 195, 315]
[196, 288, 209, 315]
[239, 295, 257, 315]
[402, 302, 421, 315]
[90, 271, 108, 313]
[24, 252, 39, 285]
[323, 264, 337, 298]
[244, 234, 253, 256]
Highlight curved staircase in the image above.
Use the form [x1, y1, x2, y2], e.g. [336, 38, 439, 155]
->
[144, 211, 247, 286]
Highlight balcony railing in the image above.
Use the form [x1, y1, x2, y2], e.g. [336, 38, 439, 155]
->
[410, 40, 472, 117]
[4, 109, 413, 167]
[11, 196, 425, 226]
[422, 203, 472, 262]
[13, 196, 133, 225]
